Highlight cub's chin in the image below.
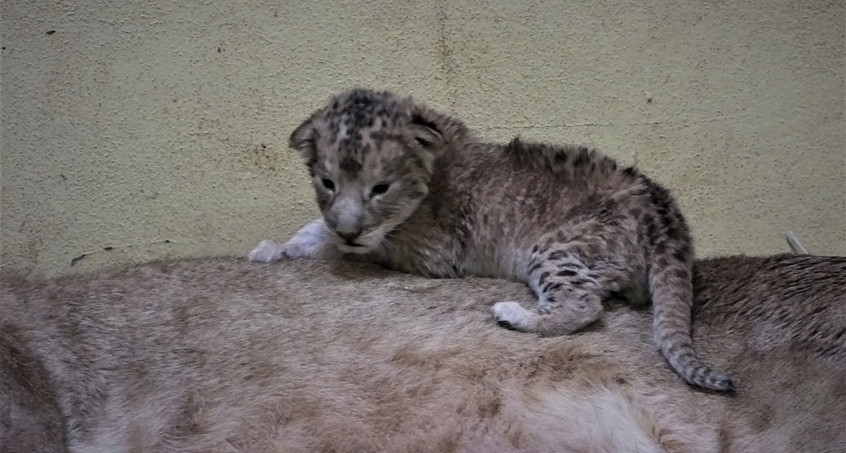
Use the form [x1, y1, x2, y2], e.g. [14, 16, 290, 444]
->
[337, 243, 374, 255]
[333, 233, 385, 255]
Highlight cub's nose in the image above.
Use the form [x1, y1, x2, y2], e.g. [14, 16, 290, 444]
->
[336, 229, 362, 243]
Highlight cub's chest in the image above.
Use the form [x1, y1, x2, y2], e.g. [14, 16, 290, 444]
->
[376, 227, 470, 278]
[377, 214, 529, 281]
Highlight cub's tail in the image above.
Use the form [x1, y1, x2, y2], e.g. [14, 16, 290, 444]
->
[649, 261, 736, 392]
[643, 179, 735, 392]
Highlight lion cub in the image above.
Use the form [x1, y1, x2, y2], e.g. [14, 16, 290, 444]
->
[250, 88, 734, 391]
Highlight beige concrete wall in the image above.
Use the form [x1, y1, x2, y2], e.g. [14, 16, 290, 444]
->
[2, 0, 844, 277]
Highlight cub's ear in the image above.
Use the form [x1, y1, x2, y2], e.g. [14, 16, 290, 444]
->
[289, 110, 322, 160]
[409, 110, 447, 172]
[410, 114, 444, 150]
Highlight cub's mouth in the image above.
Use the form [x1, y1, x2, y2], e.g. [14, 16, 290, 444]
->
[338, 239, 372, 255]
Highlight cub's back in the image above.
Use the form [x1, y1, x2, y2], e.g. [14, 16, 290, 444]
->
[432, 138, 648, 230]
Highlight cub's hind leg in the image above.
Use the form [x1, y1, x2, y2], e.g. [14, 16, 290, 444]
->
[493, 237, 642, 337]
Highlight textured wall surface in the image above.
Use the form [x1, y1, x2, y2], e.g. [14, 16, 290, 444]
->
[1, 0, 844, 277]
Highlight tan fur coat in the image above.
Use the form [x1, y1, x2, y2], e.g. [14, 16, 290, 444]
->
[2, 254, 844, 452]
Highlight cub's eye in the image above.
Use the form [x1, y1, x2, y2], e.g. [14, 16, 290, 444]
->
[320, 178, 335, 191]
[370, 182, 391, 197]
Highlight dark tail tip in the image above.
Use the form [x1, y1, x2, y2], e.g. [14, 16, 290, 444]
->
[697, 375, 737, 393]
[714, 377, 737, 393]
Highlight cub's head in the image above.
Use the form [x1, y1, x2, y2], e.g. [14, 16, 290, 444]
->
[289, 88, 461, 254]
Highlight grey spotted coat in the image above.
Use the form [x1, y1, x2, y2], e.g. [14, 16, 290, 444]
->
[250, 88, 734, 391]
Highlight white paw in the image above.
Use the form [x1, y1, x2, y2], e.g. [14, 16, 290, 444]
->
[492, 301, 531, 330]
[285, 220, 331, 258]
[248, 239, 287, 263]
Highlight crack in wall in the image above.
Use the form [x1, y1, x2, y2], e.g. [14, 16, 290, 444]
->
[69, 239, 174, 266]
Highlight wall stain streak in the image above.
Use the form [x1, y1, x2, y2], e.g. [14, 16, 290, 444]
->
[435, 0, 457, 111]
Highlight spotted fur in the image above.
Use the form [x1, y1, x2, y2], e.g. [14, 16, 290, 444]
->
[250, 88, 735, 391]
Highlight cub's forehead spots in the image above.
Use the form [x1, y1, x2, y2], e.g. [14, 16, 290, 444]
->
[339, 156, 362, 175]
[311, 89, 416, 180]
[322, 90, 407, 140]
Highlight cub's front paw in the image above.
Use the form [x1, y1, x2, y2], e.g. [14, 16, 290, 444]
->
[248, 239, 287, 263]
[492, 301, 531, 331]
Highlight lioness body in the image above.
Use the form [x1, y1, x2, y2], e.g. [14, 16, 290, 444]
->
[3, 255, 845, 452]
